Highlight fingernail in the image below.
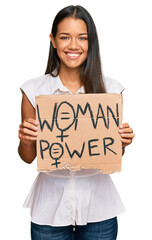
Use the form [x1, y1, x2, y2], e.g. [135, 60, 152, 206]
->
[121, 134, 125, 137]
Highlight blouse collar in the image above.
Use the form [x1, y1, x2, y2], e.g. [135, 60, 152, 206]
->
[50, 75, 85, 94]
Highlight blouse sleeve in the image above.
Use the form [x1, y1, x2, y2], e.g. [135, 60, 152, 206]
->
[20, 79, 35, 108]
[104, 76, 125, 94]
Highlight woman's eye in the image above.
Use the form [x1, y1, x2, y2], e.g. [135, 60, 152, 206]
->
[60, 37, 69, 40]
[79, 37, 88, 41]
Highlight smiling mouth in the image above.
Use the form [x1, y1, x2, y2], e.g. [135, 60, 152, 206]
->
[65, 52, 82, 59]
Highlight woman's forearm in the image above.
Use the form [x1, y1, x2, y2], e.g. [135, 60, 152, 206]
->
[18, 141, 36, 164]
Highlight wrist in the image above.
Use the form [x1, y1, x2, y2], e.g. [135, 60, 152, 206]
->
[20, 139, 36, 147]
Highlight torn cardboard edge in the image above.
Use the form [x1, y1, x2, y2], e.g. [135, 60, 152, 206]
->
[36, 93, 123, 174]
[37, 163, 121, 175]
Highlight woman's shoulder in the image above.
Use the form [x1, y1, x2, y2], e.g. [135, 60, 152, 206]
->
[104, 76, 125, 94]
[20, 74, 52, 108]
[21, 74, 51, 90]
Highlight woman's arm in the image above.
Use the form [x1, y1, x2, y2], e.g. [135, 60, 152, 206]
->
[18, 93, 38, 164]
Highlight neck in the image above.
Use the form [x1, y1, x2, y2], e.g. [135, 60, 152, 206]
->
[59, 67, 83, 93]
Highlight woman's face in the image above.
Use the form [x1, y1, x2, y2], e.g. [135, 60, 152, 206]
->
[50, 17, 88, 71]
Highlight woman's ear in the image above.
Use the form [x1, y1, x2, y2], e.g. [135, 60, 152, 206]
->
[49, 34, 56, 48]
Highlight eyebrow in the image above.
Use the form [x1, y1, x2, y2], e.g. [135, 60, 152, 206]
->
[58, 32, 88, 36]
[79, 33, 88, 35]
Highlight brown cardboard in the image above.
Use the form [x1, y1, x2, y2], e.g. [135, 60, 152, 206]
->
[35, 93, 123, 174]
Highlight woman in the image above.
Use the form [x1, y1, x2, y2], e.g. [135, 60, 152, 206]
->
[18, 5, 135, 240]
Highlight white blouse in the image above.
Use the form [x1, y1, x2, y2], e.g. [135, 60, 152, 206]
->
[20, 74, 125, 226]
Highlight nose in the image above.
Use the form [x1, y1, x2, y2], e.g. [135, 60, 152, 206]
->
[68, 38, 79, 50]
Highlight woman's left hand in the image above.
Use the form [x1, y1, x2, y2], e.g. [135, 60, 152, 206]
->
[119, 123, 135, 148]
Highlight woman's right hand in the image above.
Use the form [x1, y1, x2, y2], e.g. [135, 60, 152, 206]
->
[18, 118, 38, 145]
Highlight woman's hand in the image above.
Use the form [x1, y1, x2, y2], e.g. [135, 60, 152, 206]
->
[18, 118, 38, 145]
[119, 123, 135, 149]
[18, 93, 38, 163]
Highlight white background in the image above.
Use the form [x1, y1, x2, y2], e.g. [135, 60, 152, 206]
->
[0, 0, 151, 239]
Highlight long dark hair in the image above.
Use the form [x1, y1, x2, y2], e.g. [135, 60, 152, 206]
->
[45, 5, 106, 93]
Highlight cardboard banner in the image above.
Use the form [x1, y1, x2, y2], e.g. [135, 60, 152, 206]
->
[36, 93, 123, 174]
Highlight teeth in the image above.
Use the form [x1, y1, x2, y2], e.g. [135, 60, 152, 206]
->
[67, 53, 80, 57]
